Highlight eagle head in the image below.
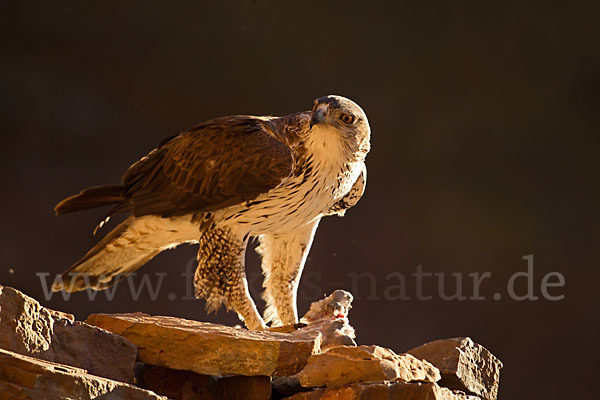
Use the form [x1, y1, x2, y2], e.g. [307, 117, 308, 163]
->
[309, 95, 371, 158]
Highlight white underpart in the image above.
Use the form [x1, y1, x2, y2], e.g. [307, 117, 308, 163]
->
[256, 219, 320, 325]
[215, 124, 364, 236]
[218, 124, 364, 325]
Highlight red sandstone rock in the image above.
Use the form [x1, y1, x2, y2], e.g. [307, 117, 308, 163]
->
[86, 312, 321, 376]
[0, 348, 164, 399]
[136, 365, 271, 400]
[0, 285, 137, 383]
[299, 345, 440, 388]
[285, 381, 480, 399]
[407, 337, 502, 400]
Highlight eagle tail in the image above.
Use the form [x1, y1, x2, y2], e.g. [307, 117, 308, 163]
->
[51, 216, 168, 293]
[54, 185, 126, 215]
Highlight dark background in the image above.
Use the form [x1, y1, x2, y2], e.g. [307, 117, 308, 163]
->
[2, 1, 598, 398]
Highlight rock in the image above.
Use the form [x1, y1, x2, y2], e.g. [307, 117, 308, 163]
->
[272, 375, 311, 399]
[285, 381, 480, 399]
[300, 290, 356, 350]
[0, 285, 72, 355]
[0, 285, 137, 383]
[86, 313, 322, 376]
[220, 375, 271, 400]
[137, 364, 271, 400]
[0, 348, 164, 399]
[136, 364, 219, 400]
[52, 319, 138, 383]
[299, 345, 440, 388]
[407, 337, 502, 400]
[0, 286, 502, 399]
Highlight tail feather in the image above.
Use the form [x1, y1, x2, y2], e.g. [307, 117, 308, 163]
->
[54, 185, 125, 215]
[52, 217, 162, 292]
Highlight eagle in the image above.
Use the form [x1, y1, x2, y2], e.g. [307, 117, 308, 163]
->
[52, 95, 371, 330]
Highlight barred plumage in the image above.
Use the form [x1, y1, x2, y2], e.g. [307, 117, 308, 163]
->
[53, 95, 371, 330]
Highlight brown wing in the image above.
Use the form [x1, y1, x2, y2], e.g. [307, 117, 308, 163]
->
[121, 116, 295, 217]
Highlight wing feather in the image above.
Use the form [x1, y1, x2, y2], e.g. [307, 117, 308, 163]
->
[121, 116, 294, 217]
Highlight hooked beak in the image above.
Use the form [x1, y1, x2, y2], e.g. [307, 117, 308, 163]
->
[310, 106, 327, 128]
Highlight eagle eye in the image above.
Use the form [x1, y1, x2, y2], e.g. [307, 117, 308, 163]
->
[340, 113, 355, 124]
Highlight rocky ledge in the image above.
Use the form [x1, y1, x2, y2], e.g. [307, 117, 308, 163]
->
[0, 285, 502, 399]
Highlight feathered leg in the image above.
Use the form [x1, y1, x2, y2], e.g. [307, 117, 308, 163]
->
[257, 219, 320, 326]
[195, 227, 265, 330]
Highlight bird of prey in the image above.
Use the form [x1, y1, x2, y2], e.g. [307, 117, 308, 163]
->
[52, 95, 371, 330]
